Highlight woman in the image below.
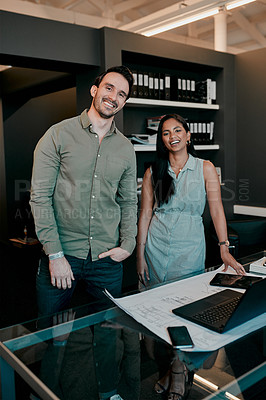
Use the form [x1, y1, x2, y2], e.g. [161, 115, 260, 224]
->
[136, 113, 245, 400]
[137, 113, 245, 286]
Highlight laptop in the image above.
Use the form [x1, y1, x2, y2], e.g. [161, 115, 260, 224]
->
[172, 278, 266, 333]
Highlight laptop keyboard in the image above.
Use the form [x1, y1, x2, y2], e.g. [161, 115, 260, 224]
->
[192, 295, 242, 324]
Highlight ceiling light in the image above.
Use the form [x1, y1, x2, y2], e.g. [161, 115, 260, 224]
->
[142, 8, 220, 37]
[226, 0, 256, 10]
[134, 0, 257, 37]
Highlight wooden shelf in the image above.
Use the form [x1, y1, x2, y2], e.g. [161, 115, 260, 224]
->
[127, 98, 219, 110]
[134, 144, 219, 152]
[195, 144, 219, 150]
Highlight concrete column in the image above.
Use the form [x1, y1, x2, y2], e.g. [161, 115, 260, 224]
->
[214, 10, 227, 52]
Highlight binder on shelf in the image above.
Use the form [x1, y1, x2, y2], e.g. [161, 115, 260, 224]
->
[159, 73, 165, 100]
[131, 70, 138, 98]
[186, 79, 191, 102]
[143, 72, 149, 99]
[195, 80, 206, 103]
[189, 120, 215, 145]
[210, 80, 216, 103]
[198, 122, 202, 135]
[207, 121, 215, 143]
[154, 73, 159, 99]
[207, 122, 211, 142]
[195, 78, 215, 104]
[210, 121, 215, 142]
[165, 74, 171, 100]
[148, 72, 154, 99]
[181, 79, 186, 101]
[169, 76, 177, 101]
[137, 72, 144, 98]
[190, 80, 196, 102]
[207, 78, 212, 105]
[177, 78, 182, 101]
[193, 122, 200, 144]
[201, 122, 208, 144]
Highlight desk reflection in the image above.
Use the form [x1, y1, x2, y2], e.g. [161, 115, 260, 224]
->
[35, 317, 140, 400]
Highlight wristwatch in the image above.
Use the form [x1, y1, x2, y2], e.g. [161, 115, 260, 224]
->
[48, 251, 64, 260]
[218, 240, 230, 247]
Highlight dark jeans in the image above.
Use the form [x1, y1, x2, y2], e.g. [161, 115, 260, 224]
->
[36, 252, 124, 399]
[36, 252, 123, 318]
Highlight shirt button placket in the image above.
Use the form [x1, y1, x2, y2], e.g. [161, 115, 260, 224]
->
[90, 150, 100, 250]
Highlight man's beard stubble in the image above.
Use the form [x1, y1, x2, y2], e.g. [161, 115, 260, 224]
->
[93, 96, 118, 119]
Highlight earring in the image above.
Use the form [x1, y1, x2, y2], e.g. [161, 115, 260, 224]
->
[186, 140, 191, 145]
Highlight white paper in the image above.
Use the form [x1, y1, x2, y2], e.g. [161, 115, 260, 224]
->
[105, 267, 266, 352]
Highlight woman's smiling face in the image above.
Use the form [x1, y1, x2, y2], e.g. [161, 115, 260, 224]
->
[161, 118, 190, 153]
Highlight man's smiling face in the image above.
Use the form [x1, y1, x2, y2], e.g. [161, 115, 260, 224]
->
[91, 72, 129, 119]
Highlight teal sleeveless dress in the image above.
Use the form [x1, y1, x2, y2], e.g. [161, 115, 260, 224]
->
[144, 155, 206, 286]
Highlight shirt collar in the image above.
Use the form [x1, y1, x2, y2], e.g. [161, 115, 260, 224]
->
[80, 109, 117, 135]
[168, 154, 196, 176]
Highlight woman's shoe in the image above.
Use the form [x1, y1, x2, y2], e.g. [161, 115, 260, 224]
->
[167, 392, 183, 400]
[154, 381, 168, 394]
[167, 367, 188, 400]
[154, 370, 170, 394]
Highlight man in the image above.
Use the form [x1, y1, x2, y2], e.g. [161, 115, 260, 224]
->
[30, 64, 137, 312]
[30, 66, 138, 400]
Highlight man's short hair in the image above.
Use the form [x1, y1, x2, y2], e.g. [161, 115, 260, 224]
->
[94, 65, 134, 100]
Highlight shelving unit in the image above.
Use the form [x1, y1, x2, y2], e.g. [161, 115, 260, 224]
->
[125, 95, 220, 159]
[102, 26, 236, 214]
[127, 97, 219, 110]
[123, 61, 221, 167]
[134, 144, 220, 152]
[127, 95, 220, 163]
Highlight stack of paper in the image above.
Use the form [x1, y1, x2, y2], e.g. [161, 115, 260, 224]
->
[249, 257, 266, 274]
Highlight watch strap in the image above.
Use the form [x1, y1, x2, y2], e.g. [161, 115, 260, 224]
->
[218, 240, 230, 247]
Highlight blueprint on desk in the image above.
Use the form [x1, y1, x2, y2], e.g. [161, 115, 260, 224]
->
[105, 266, 266, 352]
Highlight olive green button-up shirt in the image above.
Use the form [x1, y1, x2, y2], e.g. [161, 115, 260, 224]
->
[30, 109, 137, 261]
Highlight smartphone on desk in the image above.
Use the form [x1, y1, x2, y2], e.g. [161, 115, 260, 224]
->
[167, 326, 194, 349]
[209, 273, 263, 289]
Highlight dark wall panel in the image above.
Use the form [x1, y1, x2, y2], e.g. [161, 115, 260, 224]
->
[0, 11, 101, 69]
[4, 87, 76, 238]
[236, 48, 266, 207]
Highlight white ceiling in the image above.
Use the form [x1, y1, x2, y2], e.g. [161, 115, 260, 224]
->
[1, 0, 266, 54]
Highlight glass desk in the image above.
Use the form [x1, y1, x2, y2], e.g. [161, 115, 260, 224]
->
[0, 252, 266, 400]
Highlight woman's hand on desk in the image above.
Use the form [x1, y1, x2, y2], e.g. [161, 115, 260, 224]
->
[220, 248, 246, 275]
